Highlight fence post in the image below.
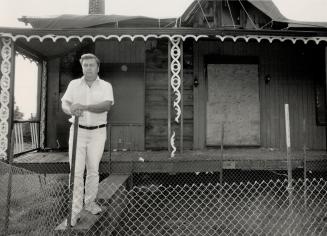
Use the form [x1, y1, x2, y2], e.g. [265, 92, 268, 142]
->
[220, 122, 224, 186]
[285, 104, 293, 206]
[303, 119, 307, 207]
[67, 116, 79, 231]
[4, 130, 15, 236]
[108, 124, 111, 175]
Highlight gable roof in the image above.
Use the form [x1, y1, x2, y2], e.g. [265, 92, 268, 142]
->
[248, 0, 327, 28]
[182, 0, 327, 29]
[247, 0, 287, 22]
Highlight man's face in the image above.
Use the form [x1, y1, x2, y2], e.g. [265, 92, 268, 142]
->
[81, 58, 99, 80]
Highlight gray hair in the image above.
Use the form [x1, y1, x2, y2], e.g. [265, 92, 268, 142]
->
[79, 53, 100, 66]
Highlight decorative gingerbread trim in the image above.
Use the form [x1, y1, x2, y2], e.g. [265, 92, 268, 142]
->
[1, 32, 327, 44]
[169, 37, 182, 158]
[0, 38, 12, 160]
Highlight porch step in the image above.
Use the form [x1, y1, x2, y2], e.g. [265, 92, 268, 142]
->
[55, 174, 130, 233]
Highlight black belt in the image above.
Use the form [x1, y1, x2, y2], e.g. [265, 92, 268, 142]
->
[78, 124, 107, 130]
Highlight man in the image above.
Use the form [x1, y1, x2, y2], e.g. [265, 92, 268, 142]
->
[61, 53, 114, 226]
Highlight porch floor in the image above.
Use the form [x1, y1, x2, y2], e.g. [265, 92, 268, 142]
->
[13, 148, 327, 174]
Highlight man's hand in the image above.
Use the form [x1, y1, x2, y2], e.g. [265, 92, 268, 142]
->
[70, 103, 87, 117]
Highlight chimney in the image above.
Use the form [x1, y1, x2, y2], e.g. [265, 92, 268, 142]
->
[89, 0, 105, 14]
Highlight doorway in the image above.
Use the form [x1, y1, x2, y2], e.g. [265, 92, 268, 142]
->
[101, 63, 145, 151]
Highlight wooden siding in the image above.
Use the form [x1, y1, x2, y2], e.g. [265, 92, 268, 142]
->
[48, 39, 325, 152]
[145, 39, 194, 150]
[95, 40, 145, 63]
[194, 40, 326, 150]
[145, 70, 194, 149]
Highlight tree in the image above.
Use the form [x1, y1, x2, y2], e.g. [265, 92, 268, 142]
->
[14, 104, 24, 120]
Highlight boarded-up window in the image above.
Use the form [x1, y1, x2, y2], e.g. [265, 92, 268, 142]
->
[206, 64, 260, 146]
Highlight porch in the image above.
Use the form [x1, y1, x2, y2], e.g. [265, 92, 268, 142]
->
[13, 148, 327, 174]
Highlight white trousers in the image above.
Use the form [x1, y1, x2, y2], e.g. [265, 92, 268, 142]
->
[68, 125, 106, 215]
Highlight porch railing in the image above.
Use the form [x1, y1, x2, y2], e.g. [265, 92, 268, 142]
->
[13, 120, 40, 156]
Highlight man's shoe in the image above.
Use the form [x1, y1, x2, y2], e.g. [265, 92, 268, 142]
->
[64, 214, 80, 227]
[85, 202, 102, 215]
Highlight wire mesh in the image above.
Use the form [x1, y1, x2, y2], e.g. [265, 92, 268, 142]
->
[1, 161, 327, 236]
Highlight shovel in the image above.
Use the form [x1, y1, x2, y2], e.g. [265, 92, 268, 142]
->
[67, 116, 79, 229]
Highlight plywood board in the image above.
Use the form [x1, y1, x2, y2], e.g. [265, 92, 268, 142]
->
[206, 64, 260, 146]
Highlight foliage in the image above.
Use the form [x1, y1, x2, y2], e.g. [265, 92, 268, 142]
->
[14, 105, 24, 120]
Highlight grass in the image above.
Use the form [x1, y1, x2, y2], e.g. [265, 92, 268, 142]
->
[0, 171, 69, 235]
[112, 177, 327, 236]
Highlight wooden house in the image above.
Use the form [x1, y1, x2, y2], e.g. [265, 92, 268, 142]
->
[1, 0, 327, 173]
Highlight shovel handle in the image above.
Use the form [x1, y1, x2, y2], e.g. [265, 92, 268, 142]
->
[67, 116, 79, 228]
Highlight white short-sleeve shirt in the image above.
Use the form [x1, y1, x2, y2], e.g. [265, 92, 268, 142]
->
[61, 76, 114, 126]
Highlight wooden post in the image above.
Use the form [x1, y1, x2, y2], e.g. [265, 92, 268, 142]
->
[220, 122, 224, 185]
[168, 40, 171, 154]
[0, 38, 15, 162]
[285, 104, 293, 205]
[168, 37, 182, 158]
[4, 130, 15, 236]
[180, 41, 184, 154]
[107, 124, 111, 174]
[2, 37, 16, 236]
[40, 61, 47, 150]
[303, 119, 307, 207]
[325, 47, 327, 150]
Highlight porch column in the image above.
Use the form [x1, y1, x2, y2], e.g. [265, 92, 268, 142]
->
[40, 61, 47, 149]
[0, 38, 15, 162]
[325, 47, 327, 149]
[168, 37, 183, 158]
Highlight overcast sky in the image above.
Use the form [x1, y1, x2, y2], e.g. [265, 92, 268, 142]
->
[0, 0, 327, 28]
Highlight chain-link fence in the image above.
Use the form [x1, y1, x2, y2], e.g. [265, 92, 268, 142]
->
[6, 116, 325, 235]
[0, 162, 69, 235]
[1, 160, 327, 236]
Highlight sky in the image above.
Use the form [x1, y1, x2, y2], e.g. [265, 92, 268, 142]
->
[0, 0, 327, 28]
[1, 0, 327, 119]
[14, 56, 38, 119]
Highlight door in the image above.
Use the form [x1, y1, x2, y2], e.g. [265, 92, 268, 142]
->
[206, 63, 260, 146]
[102, 63, 145, 151]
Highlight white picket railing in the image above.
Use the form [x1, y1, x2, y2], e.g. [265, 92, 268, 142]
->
[13, 121, 40, 155]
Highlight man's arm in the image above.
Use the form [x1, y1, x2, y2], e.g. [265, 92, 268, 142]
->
[62, 100, 84, 116]
[70, 101, 112, 114]
[62, 100, 72, 115]
[84, 101, 112, 113]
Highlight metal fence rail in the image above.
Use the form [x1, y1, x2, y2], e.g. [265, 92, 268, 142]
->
[1, 161, 327, 236]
